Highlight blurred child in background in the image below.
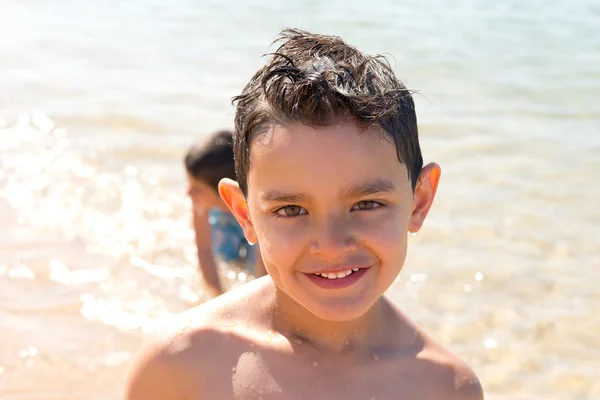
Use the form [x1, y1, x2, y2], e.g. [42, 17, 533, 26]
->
[184, 130, 265, 297]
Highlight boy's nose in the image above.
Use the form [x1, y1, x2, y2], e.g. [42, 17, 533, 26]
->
[309, 216, 356, 258]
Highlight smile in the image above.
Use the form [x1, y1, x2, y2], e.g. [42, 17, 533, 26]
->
[304, 267, 370, 289]
[313, 268, 360, 279]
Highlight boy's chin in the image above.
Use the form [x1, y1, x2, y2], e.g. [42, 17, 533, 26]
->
[300, 295, 378, 323]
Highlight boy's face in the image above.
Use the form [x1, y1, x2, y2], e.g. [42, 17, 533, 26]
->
[221, 120, 440, 321]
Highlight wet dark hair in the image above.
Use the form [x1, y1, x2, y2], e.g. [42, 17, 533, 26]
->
[232, 28, 423, 197]
[184, 130, 236, 192]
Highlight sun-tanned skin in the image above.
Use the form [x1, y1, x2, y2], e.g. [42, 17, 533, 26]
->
[125, 122, 483, 400]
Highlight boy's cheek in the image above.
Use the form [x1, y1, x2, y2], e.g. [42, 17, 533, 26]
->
[257, 224, 306, 251]
[254, 220, 406, 261]
[357, 212, 408, 241]
[254, 221, 306, 259]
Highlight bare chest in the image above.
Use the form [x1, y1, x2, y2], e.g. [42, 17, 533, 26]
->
[193, 350, 428, 400]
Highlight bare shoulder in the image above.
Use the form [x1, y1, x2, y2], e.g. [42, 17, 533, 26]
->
[415, 335, 484, 400]
[125, 277, 273, 400]
[125, 328, 196, 400]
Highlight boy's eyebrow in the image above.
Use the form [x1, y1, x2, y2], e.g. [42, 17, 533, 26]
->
[262, 190, 311, 203]
[262, 179, 395, 203]
[344, 179, 395, 198]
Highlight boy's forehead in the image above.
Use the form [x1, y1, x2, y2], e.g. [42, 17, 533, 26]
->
[246, 122, 410, 195]
[250, 122, 394, 155]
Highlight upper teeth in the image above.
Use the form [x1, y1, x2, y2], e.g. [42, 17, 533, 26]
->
[315, 268, 360, 279]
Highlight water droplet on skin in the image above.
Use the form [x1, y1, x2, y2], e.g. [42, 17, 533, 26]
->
[27, 347, 37, 357]
[411, 232, 417, 237]
[312, 361, 319, 367]
[19, 349, 28, 358]
[0, 366, 4, 375]
[463, 284, 472, 293]
[474, 272, 484, 281]
[372, 354, 379, 361]
[294, 338, 303, 345]
[232, 367, 236, 373]
[344, 340, 350, 347]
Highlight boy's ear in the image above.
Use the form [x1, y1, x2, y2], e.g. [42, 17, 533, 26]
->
[408, 163, 441, 234]
[218, 178, 258, 244]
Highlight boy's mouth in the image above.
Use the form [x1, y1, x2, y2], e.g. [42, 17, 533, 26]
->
[313, 268, 360, 279]
[304, 267, 369, 289]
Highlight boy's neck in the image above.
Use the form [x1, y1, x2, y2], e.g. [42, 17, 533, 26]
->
[270, 287, 393, 353]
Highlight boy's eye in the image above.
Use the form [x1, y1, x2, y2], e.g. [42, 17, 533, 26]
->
[352, 201, 381, 211]
[276, 205, 307, 217]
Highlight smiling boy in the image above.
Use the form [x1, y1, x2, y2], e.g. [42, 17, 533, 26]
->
[125, 29, 483, 400]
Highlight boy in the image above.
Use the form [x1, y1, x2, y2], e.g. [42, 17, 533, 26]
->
[126, 29, 483, 400]
[184, 130, 266, 297]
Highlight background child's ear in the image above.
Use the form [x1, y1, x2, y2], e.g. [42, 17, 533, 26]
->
[218, 178, 258, 244]
[408, 163, 441, 233]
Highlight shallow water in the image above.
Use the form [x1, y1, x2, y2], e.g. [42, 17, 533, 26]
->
[1, 0, 599, 399]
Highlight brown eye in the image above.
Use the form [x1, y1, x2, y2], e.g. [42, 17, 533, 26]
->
[352, 201, 380, 211]
[276, 205, 306, 217]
